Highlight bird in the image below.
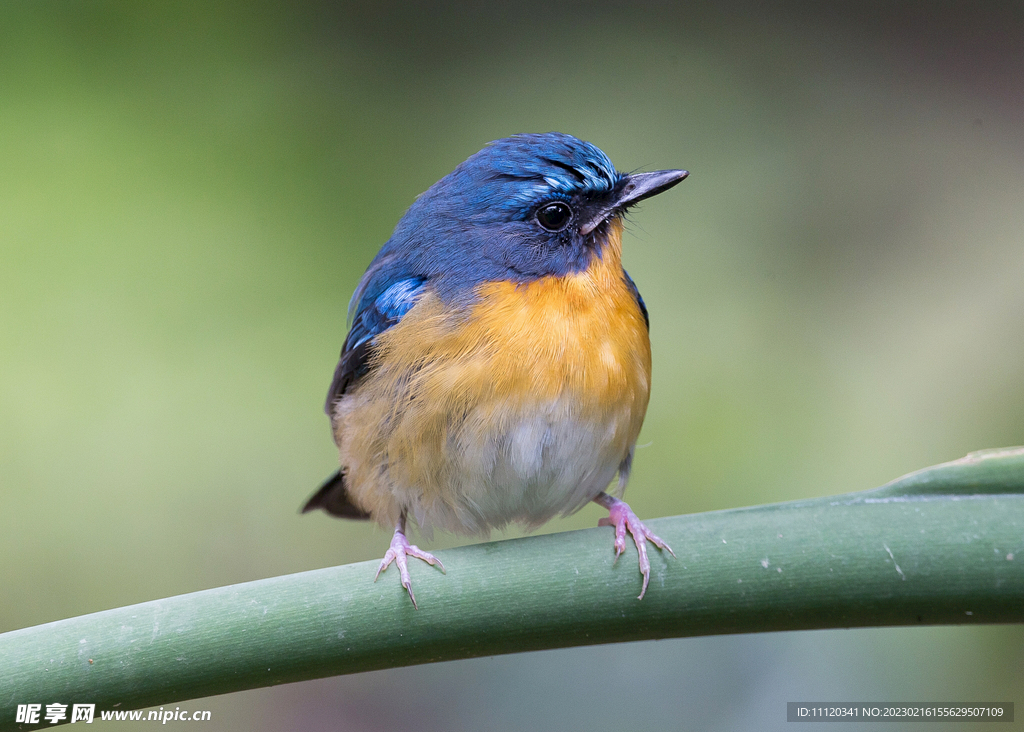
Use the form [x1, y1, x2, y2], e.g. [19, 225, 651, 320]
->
[303, 132, 687, 607]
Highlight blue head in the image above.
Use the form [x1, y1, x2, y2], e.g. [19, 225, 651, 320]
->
[352, 132, 687, 311]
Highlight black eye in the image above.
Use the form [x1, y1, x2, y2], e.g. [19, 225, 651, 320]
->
[535, 202, 572, 231]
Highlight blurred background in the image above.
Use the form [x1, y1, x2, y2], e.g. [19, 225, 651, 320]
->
[2, 1, 1023, 729]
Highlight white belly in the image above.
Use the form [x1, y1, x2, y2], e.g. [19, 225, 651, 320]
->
[406, 396, 635, 535]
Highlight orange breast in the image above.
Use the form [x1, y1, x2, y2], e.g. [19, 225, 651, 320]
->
[467, 220, 651, 409]
[333, 219, 652, 533]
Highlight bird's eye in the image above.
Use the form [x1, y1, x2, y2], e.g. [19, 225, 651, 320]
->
[535, 202, 573, 232]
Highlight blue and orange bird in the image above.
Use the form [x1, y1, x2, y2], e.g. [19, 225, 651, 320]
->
[303, 132, 688, 607]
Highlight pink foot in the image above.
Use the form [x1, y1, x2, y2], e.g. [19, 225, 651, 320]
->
[374, 527, 445, 609]
[595, 493, 675, 600]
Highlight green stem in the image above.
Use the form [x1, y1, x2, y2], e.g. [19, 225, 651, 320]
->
[3, 448, 1024, 727]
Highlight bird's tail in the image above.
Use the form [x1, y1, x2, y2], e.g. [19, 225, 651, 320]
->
[301, 469, 372, 519]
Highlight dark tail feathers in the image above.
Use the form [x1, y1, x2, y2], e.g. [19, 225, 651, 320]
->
[301, 469, 372, 520]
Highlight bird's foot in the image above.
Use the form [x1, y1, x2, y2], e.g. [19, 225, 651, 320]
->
[374, 527, 445, 609]
[596, 494, 675, 600]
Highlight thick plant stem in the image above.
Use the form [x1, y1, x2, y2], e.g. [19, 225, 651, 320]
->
[2, 448, 1024, 727]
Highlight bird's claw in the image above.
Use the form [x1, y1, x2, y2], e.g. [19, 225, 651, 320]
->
[598, 496, 674, 600]
[374, 528, 445, 609]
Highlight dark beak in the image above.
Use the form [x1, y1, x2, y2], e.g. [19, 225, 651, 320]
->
[580, 169, 689, 235]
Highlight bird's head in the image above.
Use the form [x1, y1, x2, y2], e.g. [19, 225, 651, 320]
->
[358, 132, 687, 306]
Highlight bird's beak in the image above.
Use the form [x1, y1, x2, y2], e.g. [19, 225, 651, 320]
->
[579, 169, 689, 236]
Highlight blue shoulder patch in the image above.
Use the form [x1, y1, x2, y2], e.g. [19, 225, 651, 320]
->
[325, 276, 427, 414]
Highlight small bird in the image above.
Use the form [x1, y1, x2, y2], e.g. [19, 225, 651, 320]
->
[303, 132, 687, 607]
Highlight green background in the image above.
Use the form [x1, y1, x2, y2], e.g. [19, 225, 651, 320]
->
[2, 2, 1022, 729]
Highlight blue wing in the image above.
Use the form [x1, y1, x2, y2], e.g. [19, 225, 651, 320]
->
[324, 276, 427, 415]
